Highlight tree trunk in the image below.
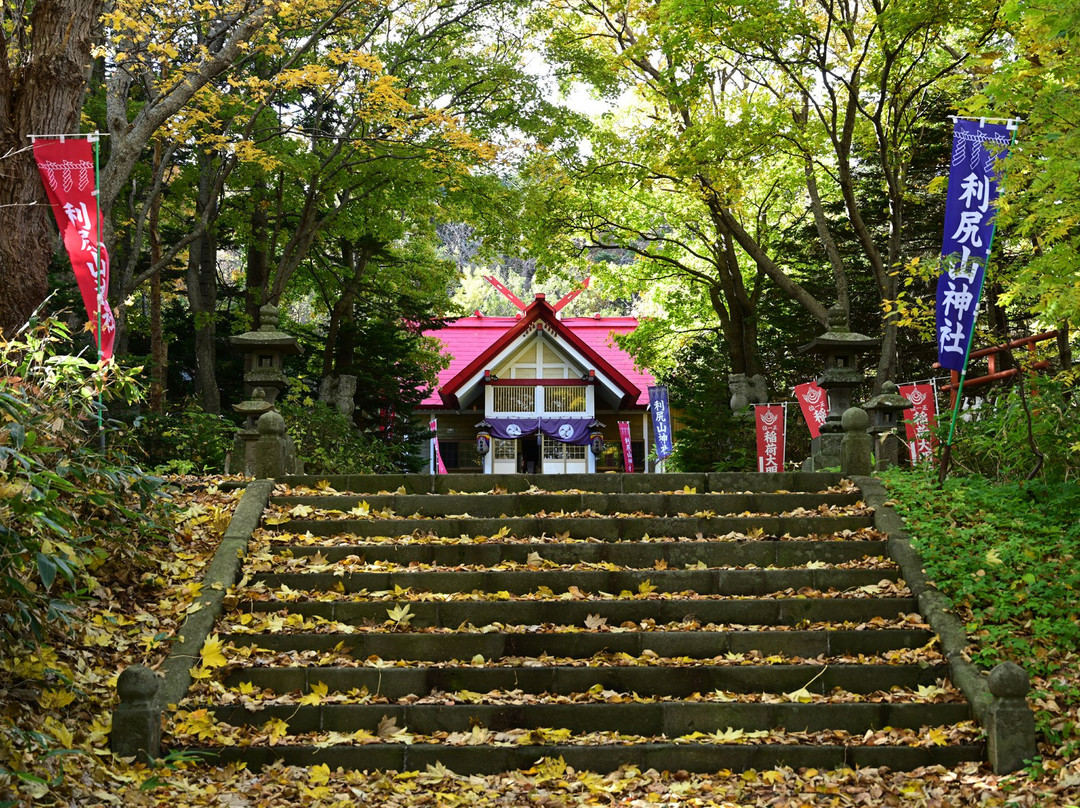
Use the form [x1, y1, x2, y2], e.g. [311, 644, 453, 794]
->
[246, 172, 271, 325]
[149, 143, 166, 413]
[186, 156, 221, 414]
[0, 0, 103, 335]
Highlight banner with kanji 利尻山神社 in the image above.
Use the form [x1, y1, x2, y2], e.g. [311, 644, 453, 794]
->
[648, 385, 674, 460]
[755, 404, 786, 473]
[936, 119, 1014, 371]
[899, 383, 938, 465]
[793, 381, 828, 439]
[32, 138, 115, 362]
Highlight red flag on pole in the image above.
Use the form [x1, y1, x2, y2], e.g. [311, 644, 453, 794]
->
[32, 138, 115, 362]
[618, 421, 634, 473]
[755, 404, 786, 473]
[429, 419, 448, 474]
[898, 383, 938, 465]
[793, 381, 828, 439]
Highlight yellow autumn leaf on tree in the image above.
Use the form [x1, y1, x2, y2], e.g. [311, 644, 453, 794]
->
[200, 634, 227, 668]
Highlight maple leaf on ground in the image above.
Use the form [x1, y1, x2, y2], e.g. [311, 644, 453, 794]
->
[298, 681, 329, 706]
[289, 504, 314, 517]
[200, 634, 228, 668]
[585, 613, 608, 630]
[386, 603, 414, 627]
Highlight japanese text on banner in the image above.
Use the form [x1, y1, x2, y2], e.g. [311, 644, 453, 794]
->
[648, 386, 674, 460]
[936, 119, 1013, 371]
[898, 383, 938, 465]
[618, 421, 634, 473]
[755, 404, 787, 473]
[793, 382, 828, 439]
[32, 138, 115, 362]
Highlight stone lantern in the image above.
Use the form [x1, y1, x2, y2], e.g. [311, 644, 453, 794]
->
[863, 381, 913, 470]
[230, 387, 273, 476]
[229, 303, 301, 405]
[798, 304, 877, 470]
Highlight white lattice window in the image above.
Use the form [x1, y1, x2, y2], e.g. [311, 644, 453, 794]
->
[493, 439, 516, 460]
[544, 385, 587, 412]
[492, 386, 535, 413]
[542, 436, 586, 460]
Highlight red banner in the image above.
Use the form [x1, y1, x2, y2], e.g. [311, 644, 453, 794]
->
[898, 383, 937, 465]
[793, 381, 828, 439]
[32, 138, 115, 362]
[755, 404, 786, 473]
[618, 421, 634, 473]
[429, 419, 447, 474]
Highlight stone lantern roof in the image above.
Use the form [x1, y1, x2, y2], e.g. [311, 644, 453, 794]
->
[864, 381, 913, 415]
[798, 303, 878, 353]
[229, 304, 302, 355]
[797, 304, 878, 385]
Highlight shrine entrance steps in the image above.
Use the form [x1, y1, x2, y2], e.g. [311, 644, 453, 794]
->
[171, 472, 982, 773]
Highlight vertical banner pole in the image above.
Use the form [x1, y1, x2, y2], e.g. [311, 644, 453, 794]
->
[91, 132, 105, 450]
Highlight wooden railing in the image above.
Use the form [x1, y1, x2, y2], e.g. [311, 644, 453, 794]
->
[938, 330, 1058, 407]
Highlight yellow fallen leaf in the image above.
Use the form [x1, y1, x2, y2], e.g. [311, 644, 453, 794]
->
[200, 634, 227, 668]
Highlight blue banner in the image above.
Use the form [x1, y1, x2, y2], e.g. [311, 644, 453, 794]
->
[936, 118, 1014, 371]
[648, 385, 674, 460]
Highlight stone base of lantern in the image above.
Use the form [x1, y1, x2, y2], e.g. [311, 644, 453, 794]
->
[231, 428, 259, 477]
[871, 430, 904, 471]
[807, 432, 843, 471]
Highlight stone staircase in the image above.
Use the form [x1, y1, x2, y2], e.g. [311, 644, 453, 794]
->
[170, 472, 984, 772]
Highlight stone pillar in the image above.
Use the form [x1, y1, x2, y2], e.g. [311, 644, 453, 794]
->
[840, 407, 872, 477]
[255, 409, 288, 479]
[110, 665, 162, 762]
[986, 662, 1038, 773]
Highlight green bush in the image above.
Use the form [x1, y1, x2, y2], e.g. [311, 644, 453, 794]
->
[277, 383, 418, 474]
[115, 404, 235, 475]
[882, 466, 1080, 677]
[946, 373, 1080, 482]
[0, 317, 172, 641]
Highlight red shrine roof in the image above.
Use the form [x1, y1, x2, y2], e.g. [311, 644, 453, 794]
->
[419, 296, 655, 409]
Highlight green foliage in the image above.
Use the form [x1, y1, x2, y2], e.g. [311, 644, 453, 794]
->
[113, 403, 235, 475]
[945, 375, 1080, 483]
[660, 337, 756, 473]
[276, 384, 417, 475]
[883, 467, 1080, 756]
[968, 0, 1080, 327]
[0, 318, 171, 642]
[883, 467, 1080, 675]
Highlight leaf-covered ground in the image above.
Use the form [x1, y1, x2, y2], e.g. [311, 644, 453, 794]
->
[1, 474, 1079, 806]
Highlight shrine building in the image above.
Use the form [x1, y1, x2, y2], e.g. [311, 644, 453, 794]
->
[417, 291, 666, 474]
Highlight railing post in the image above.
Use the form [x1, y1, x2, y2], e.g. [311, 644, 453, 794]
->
[986, 661, 1039, 774]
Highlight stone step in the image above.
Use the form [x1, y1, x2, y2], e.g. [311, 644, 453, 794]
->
[269, 491, 863, 518]
[261, 539, 889, 567]
[277, 472, 848, 496]
[247, 567, 899, 595]
[218, 628, 934, 660]
[235, 597, 917, 628]
[178, 741, 983, 774]
[200, 700, 973, 736]
[221, 662, 951, 697]
[267, 515, 875, 540]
